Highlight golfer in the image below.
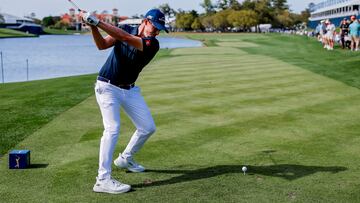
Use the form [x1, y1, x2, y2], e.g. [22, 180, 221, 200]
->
[80, 9, 168, 194]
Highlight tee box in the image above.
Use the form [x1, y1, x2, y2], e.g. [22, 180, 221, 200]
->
[9, 150, 31, 169]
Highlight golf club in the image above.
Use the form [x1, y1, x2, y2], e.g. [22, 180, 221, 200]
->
[68, 0, 82, 12]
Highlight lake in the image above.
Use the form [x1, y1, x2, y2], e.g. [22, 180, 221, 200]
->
[0, 35, 202, 83]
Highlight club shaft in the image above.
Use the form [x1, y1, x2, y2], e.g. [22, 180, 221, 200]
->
[68, 0, 82, 11]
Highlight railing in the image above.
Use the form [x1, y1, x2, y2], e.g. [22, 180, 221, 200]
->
[310, 10, 359, 21]
[312, 0, 355, 11]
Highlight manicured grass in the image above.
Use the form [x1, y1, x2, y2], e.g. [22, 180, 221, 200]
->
[180, 32, 360, 88]
[0, 75, 96, 156]
[1, 34, 360, 202]
[0, 28, 36, 38]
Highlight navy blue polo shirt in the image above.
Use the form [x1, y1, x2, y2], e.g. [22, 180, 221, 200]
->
[98, 25, 159, 85]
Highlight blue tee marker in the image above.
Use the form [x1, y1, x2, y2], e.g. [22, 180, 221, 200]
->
[9, 150, 30, 169]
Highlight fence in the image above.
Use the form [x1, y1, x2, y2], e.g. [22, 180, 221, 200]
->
[0, 51, 30, 84]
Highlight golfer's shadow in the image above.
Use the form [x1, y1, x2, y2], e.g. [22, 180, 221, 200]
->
[133, 164, 347, 188]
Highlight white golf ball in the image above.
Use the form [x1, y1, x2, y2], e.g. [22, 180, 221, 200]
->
[242, 166, 247, 172]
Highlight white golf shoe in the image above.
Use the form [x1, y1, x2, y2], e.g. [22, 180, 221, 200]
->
[93, 177, 131, 194]
[114, 155, 145, 173]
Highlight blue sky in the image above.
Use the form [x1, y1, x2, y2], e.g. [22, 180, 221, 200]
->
[0, 0, 316, 18]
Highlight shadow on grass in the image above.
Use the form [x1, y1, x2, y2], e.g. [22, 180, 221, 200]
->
[28, 163, 49, 169]
[133, 164, 347, 188]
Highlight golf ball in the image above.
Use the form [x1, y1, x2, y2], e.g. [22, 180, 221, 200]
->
[242, 166, 247, 172]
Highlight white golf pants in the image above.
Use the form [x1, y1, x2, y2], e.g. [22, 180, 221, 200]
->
[95, 80, 156, 180]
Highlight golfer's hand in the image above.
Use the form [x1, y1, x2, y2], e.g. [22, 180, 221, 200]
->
[80, 11, 100, 26]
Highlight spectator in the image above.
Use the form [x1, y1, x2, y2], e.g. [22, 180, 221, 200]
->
[335, 32, 341, 44]
[349, 15, 360, 51]
[315, 22, 322, 41]
[339, 18, 350, 49]
[325, 19, 336, 50]
[320, 20, 327, 48]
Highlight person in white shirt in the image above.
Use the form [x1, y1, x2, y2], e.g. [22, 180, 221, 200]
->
[326, 19, 336, 50]
[319, 20, 327, 48]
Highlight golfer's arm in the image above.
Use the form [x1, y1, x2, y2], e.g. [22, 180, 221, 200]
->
[90, 26, 115, 50]
[97, 22, 143, 51]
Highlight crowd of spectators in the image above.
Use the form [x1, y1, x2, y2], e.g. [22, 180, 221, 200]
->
[315, 15, 360, 51]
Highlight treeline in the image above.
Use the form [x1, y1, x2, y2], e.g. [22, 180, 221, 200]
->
[159, 0, 310, 32]
[41, 16, 67, 29]
[1, 0, 310, 32]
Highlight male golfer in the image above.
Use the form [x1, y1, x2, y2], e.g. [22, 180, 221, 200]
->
[80, 8, 168, 194]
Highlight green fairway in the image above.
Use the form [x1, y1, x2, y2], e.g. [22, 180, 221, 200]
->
[0, 28, 36, 38]
[1, 33, 360, 202]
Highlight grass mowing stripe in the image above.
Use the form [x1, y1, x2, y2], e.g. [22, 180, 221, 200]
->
[151, 56, 275, 67]
[238, 34, 360, 89]
[146, 62, 293, 76]
[185, 92, 360, 128]
[148, 63, 301, 77]
[146, 78, 340, 103]
[143, 72, 314, 91]
[143, 69, 354, 104]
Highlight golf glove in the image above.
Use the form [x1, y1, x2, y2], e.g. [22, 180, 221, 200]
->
[82, 12, 100, 26]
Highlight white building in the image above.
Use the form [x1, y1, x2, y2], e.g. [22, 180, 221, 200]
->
[0, 13, 35, 24]
[0, 13, 43, 35]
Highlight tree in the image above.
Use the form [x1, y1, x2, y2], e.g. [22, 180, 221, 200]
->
[200, 0, 216, 15]
[308, 2, 316, 12]
[290, 9, 310, 25]
[200, 15, 214, 30]
[42, 16, 56, 27]
[241, 0, 256, 10]
[217, 0, 229, 10]
[254, 0, 273, 24]
[175, 10, 198, 30]
[216, 0, 241, 10]
[158, 3, 177, 23]
[212, 9, 232, 31]
[275, 10, 293, 28]
[229, 0, 241, 10]
[272, 0, 288, 11]
[191, 18, 204, 30]
[227, 10, 259, 30]
[54, 20, 70, 30]
[300, 9, 311, 24]
[270, 0, 291, 27]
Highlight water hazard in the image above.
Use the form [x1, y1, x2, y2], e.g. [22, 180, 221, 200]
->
[0, 35, 202, 83]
